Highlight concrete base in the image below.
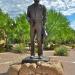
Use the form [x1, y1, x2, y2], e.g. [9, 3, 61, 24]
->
[22, 56, 49, 64]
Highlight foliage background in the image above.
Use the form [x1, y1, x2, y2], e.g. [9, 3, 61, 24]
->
[0, 9, 75, 48]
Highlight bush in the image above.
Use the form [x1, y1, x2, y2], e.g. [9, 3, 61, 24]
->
[0, 47, 6, 53]
[70, 44, 75, 49]
[12, 43, 26, 53]
[44, 43, 56, 50]
[54, 46, 68, 56]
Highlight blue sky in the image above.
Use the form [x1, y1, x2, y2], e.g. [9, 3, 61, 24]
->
[0, 0, 75, 29]
[67, 13, 75, 29]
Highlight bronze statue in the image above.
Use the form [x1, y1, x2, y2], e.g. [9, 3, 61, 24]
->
[27, 0, 46, 59]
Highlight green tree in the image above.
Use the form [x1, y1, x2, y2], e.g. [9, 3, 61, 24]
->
[46, 9, 75, 44]
[14, 13, 30, 43]
[0, 9, 14, 44]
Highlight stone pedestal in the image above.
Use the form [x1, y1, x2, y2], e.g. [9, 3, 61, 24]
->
[8, 64, 21, 75]
[8, 58, 64, 75]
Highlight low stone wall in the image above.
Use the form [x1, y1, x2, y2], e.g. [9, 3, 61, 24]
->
[8, 59, 64, 75]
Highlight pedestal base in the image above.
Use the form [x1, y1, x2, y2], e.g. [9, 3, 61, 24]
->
[8, 58, 64, 75]
[22, 56, 49, 64]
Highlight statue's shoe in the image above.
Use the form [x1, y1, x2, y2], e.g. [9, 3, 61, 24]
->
[30, 55, 35, 59]
[38, 55, 43, 59]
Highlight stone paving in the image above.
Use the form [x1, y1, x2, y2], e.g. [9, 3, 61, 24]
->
[0, 50, 75, 75]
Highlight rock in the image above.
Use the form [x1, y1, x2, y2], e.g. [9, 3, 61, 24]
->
[0, 40, 6, 47]
[8, 64, 21, 75]
[19, 63, 36, 75]
[8, 58, 64, 75]
[36, 61, 64, 75]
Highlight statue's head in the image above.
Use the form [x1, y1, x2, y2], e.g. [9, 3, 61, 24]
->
[34, 0, 40, 4]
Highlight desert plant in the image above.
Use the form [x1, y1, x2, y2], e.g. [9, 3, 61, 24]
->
[12, 43, 26, 53]
[54, 46, 68, 56]
[0, 47, 6, 53]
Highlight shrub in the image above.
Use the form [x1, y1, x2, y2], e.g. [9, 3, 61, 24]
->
[44, 43, 56, 50]
[0, 47, 6, 53]
[12, 43, 26, 53]
[54, 46, 68, 56]
[70, 44, 75, 49]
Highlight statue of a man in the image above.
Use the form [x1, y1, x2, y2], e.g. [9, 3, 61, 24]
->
[27, 0, 46, 59]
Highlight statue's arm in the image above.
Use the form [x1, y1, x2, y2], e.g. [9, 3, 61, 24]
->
[27, 6, 31, 23]
[43, 5, 47, 26]
[42, 6, 48, 37]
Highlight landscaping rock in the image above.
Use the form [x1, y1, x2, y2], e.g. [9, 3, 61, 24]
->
[36, 61, 64, 75]
[8, 58, 64, 75]
[19, 63, 36, 75]
[8, 64, 21, 75]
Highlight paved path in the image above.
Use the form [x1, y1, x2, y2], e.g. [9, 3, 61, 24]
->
[0, 50, 75, 75]
[0, 52, 28, 75]
[49, 50, 75, 75]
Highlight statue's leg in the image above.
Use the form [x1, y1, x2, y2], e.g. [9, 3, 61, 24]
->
[30, 26, 35, 56]
[41, 36, 44, 52]
[36, 23, 43, 57]
[41, 28, 45, 52]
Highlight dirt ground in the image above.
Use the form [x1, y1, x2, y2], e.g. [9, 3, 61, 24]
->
[0, 50, 75, 75]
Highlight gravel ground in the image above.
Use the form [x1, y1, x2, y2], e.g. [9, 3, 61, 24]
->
[0, 50, 75, 75]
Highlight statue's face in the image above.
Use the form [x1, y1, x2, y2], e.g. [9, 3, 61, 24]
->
[34, 0, 40, 4]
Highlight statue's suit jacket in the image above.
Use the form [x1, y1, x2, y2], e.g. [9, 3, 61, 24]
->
[27, 3, 46, 26]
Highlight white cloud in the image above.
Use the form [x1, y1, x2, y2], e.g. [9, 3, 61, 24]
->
[72, 0, 75, 1]
[16, 4, 21, 7]
[56, 0, 75, 15]
[0, 0, 75, 16]
[40, 0, 75, 16]
[60, 8, 75, 15]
